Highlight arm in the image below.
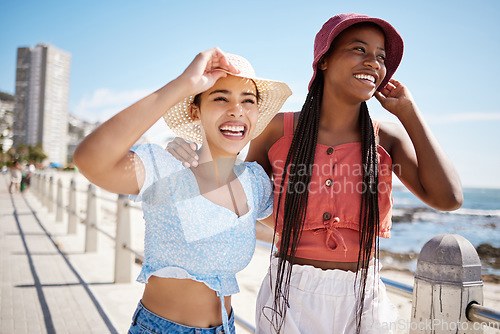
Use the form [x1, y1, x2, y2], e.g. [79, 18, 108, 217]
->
[245, 112, 285, 176]
[258, 215, 275, 229]
[375, 79, 463, 211]
[247, 114, 289, 230]
[73, 48, 238, 194]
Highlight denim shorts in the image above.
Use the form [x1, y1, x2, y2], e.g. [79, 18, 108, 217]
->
[128, 301, 235, 334]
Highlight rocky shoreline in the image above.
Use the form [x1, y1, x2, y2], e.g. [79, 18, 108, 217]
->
[379, 248, 500, 283]
[476, 243, 500, 283]
[391, 207, 500, 283]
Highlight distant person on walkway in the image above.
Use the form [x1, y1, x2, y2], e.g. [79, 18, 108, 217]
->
[20, 162, 35, 192]
[74, 48, 291, 334]
[167, 13, 463, 334]
[9, 160, 22, 194]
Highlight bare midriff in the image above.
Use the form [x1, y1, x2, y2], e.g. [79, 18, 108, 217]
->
[285, 256, 372, 272]
[141, 276, 231, 328]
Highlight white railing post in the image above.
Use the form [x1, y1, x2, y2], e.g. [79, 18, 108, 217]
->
[48, 176, 55, 213]
[67, 178, 78, 234]
[410, 234, 484, 333]
[36, 174, 43, 201]
[43, 175, 50, 208]
[41, 174, 46, 203]
[56, 178, 64, 223]
[114, 194, 132, 283]
[32, 173, 38, 197]
[85, 184, 99, 252]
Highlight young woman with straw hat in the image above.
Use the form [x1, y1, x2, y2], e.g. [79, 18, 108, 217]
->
[73, 48, 291, 334]
[168, 13, 463, 334]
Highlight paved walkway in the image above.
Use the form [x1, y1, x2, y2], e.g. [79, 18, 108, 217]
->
[0, 174, 144, 333]
[0, 173, 261, 334]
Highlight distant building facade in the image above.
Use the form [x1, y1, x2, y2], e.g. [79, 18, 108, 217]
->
[0, 92, 15, 152]
[67, 114, 99, 163]
[13, 44, 71, 165]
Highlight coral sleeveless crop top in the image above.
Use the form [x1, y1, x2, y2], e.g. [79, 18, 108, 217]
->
[268, 112, 393, 262]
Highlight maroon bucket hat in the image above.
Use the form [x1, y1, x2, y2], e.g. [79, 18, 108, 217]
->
[309, 13, 404, 92]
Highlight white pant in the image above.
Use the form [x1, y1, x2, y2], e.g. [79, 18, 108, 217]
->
[255, 257, 398, 334]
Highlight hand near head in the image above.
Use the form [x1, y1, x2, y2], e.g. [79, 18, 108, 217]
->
[167, 137, 199, 168]
[179, 47, 240, 97]
[374, 79, 416, 119]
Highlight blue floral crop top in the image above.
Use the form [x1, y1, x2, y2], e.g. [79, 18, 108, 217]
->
[130, 144, 273, 332]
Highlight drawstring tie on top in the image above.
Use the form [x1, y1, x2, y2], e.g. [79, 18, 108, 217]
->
[313, 216, 348, 255]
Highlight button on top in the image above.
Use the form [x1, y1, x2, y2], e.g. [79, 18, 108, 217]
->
[323, 212, 332, 220]
[325, 179, 333, 187]
[327, 147, 334, 155]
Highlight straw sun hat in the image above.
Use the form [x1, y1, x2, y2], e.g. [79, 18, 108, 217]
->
[163, 54, 292, 145]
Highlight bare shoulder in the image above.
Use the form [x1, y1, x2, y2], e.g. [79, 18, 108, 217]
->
[253, 112, 284, 150]
[246, 111, 298, 175]
[378, 121, 405, 156]
[266, 111, 300, 144]
[267, 112, 285, 135]
[293, 111, 301, 132]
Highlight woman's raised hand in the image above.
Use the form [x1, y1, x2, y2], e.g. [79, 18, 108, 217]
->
[167, 48, 238, 168]
[178, 47, 240, 97]
[167, 137, 199, 168]
[374, 79, 417, 119]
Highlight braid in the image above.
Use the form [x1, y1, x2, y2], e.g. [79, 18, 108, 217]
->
[269, 82, 380, 333]
[270, 75, 323, 332]
[354, 101, 380, 333]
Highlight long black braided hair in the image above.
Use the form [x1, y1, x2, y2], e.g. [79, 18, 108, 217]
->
[270, 68, 381, 334]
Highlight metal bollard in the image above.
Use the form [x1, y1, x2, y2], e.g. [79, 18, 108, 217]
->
[410, 234, 483, 333]
[85, 184, 99, 252]
[56, 178, 64, 223]
[114, 194, 132, 283]
[67, 178, 78, 234]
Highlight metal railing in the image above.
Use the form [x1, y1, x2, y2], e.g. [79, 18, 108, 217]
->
[32, 172, 145, 283]
[31, 172, 500, 333]
[467, 302, 500, 327]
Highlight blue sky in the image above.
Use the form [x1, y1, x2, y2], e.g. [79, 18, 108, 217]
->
[1, 0, 499, 188]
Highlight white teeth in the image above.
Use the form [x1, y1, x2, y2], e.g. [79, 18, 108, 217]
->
[222, 132, 242, 136]
[354, 74, 375, 83]
[220, 125, 245, 132]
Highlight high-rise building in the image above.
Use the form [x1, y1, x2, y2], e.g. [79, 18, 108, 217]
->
[13, 43, 71, 165]
[0, 92, 15, 153]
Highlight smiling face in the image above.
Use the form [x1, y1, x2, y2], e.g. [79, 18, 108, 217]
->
[189, 75, 259, 158]
[320, 23, 387, 103]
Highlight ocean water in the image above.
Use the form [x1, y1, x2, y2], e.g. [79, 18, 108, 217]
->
[380, 187, 500, 276]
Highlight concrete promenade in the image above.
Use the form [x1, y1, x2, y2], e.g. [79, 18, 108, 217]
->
[0, 173, 265, 333]
[0, 173, 144, 333]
